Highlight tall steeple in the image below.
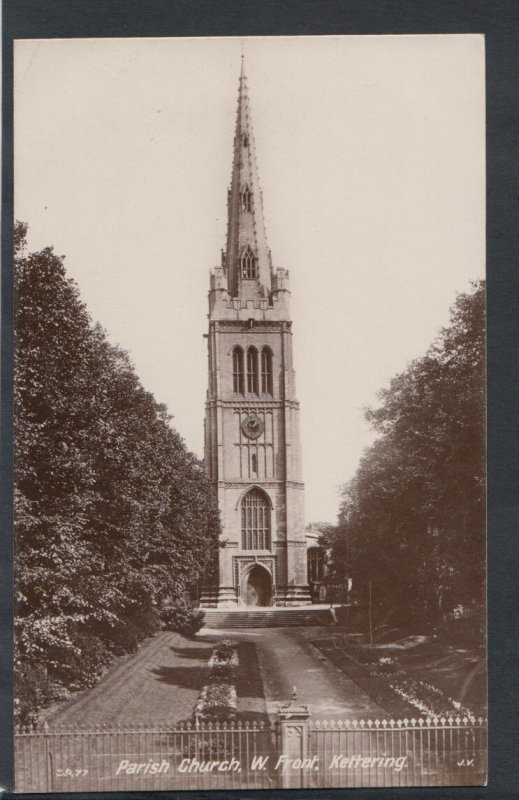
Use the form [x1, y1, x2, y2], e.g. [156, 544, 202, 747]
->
[224, 57, 272, 298]
[203, 60, 310, 609]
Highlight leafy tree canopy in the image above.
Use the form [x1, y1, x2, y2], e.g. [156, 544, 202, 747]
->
[14, 222, 220, 722]
[325, 280, 485, 634]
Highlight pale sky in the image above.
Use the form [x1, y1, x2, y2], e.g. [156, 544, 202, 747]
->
[14, 35, 485, 523]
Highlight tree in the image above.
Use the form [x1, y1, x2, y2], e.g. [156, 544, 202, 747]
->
[14, 222, 220, 722]
[327, 281, 485, 635]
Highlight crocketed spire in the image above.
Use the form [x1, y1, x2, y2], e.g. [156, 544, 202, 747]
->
[224, 57, 272, 298]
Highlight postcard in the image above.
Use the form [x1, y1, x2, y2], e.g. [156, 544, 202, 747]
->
[12, 34, 486, 792]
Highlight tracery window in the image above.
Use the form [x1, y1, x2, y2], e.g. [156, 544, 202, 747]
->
[247, 347, 259, 394]
[308, 547, 325, 583]
[240, 245, 257, 279]
[232, 347, 244, 394]
[261, 347, 273, 395]
[241, 185, 253, 212]
[241, 488, 271, 550]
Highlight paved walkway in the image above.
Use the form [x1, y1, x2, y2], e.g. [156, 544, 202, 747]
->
[206, 626, 385, 720]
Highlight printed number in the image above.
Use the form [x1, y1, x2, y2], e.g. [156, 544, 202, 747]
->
[56, 768, 89, 777]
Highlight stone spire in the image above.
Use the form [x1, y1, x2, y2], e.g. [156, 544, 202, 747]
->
[224, 57, 272, 298]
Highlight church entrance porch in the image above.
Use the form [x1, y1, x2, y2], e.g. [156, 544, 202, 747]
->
[241, 564, 272, 607]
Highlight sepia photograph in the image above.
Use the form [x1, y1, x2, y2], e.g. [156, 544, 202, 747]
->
[13, 34, 486, 791]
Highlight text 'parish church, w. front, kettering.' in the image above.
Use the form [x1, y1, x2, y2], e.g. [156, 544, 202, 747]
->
[201, 60, 311, 608]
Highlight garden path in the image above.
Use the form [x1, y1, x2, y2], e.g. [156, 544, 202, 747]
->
[206, 626, 385, 720]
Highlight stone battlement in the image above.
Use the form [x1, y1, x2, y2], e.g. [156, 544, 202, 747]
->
[209, 267, 290, 321]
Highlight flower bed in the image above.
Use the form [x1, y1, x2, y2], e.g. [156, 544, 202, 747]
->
[312, 641, 413, 715]
[208, 639, 239, 680]
[389, 676, 475, 719]
[194, 683, 237, 721]
[192, 639, 241, 721]
[310, 631, 481, 719]
[208, 649, 239, 680]
[213, 639, 239, 659]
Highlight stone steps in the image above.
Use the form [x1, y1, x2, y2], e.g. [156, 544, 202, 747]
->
[201, 606, 334, 628]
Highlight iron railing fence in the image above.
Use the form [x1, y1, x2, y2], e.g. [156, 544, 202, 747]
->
[306, 716, 487, 789]
[14, 715, 487, 793]
[14, 720, 278, 793]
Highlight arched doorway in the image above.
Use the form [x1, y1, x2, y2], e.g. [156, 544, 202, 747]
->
[243, 565, 272, 606]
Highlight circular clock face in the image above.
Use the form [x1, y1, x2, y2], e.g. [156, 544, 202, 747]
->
[241, 414, 264, 439]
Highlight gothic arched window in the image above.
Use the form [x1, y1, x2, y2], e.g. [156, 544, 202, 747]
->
[241, 185, 252, 212]
[247, 347, 259, 394]
[308, 547, 325, 583]
[232, 347, 244, 394]
[261, 347, 273, 395]
[243, 134, 249, 148]
[241, 245, 257, 279]
[241, 488, 271, 550]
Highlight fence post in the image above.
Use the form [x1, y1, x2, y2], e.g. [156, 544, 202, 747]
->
[41, 720, 52, 793]
[277, 688, 310, 789]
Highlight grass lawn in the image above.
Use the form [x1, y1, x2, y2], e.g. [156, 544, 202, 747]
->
[40, 630, 268, 729]
[307, 624, 486, 720]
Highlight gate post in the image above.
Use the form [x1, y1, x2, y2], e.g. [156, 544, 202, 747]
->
[277, 688, 310, 788]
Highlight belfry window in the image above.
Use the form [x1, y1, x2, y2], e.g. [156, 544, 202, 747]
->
[247, 347, 259, 394]
[241, 488, 271, 550]
[232, 347, 244, 394]
[261, 347, 273, 395]
[243, 134, 249, 148]
[241, 245, 257, 279]
[241, 185, 253, 212]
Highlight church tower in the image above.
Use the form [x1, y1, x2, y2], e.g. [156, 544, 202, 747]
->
[202, 60, 311, 607]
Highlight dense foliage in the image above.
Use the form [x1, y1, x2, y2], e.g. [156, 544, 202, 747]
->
[325, 281, 485, 638]
[14, 223, 220, 723]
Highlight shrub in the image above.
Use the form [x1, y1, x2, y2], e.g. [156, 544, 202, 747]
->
[106, 606, 162, 656]
[440, 603, 486, 647]
[15, 664, 57, 728]
[58, 630, 114, 690]
[160, 599, 205, 637]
